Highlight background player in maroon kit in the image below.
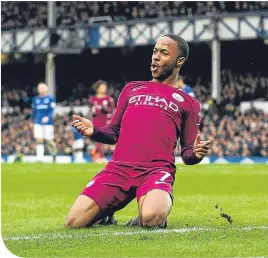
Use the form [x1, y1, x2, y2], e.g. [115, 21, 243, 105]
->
[88, 80, 115, 163]
[66, 34, 211, 229]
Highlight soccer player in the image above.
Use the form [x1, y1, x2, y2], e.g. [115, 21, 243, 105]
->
[66, 34, 210, 229]
[32, 83, 57, 162]
[72, 127, 85, 163]
[88, 80, 115, 163]
[177, 75, 195, 97]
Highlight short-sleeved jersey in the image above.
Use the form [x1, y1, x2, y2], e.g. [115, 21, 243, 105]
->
[88, 95, 115, 127]
[31, 95, 56, 125]
[91, 81, 202, 170]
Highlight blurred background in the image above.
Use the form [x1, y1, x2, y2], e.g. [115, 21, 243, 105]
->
[1, 1, 268, 164]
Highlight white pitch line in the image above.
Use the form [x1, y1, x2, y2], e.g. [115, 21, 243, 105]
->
[3, 226, 268, 241]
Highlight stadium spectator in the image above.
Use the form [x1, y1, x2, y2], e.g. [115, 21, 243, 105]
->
[1, 110, 116, 158]
[1, 1, 47, 30]
[42, 71, 266, 107]
[200, 108, 268, 157]
[2, 69, 267, 159]
[2, 1, 268, 30]
[2, 104, 267, 159]
[2, 70, 267, 109]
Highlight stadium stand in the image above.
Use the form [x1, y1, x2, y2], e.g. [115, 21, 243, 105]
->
[201, 109, 268, 157]
[1, 1, 47, 30]
[194, 70, 268, 109]
[2, 70, 268, 108]
[1, 1, 267, 161]
[2, 1, 268, 30]
[1, 108, 115, 157]
[2, 105, 267, 158]
[2, 69, 268, 158]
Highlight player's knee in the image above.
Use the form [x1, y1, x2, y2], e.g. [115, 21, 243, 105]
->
[64, 212, 93, 229]
[65, 215, 78, 229]
[65, 211, 95, 229]
[65, 196, 100, 229]
[141, 210, 167, 228]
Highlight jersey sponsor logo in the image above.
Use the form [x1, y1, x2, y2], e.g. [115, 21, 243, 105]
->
[129, 95, 179, 112]
[172, 93, 184, 102]
[36, 105, 48, 109]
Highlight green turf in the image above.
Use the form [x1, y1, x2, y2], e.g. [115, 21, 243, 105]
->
[1, 164, 268, 257]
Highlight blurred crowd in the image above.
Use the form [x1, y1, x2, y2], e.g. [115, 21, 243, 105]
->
[59, 82, 123, 107]
[2, 1, 268, 30]
[194, 70, 268, 114]
[2, 70, 268, 158]
[57, 71, 268, 108]
[1, 110, 115, 157]
[201, 109, 268, 157]
[2, 106, 267, 158]
[1, 1, 47, 30]
[1, 88, 32, 111]
[3, 70, 267, 109]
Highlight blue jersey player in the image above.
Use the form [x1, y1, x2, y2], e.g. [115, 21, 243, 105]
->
[177, 75, 195, 97]
[72, 127, 85, 163]
[32, 83, 57, 162]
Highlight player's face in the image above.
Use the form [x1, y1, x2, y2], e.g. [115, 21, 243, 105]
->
[151, 37, 181, 81]
[97, 84, 107, 95]
[37, 83, 48, 95]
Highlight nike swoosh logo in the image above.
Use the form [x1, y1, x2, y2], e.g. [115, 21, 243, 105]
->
[132, 87, 146, 91]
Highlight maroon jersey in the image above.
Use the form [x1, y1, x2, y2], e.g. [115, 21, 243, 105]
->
[88, 95, 115, 127]
[91, 81, 202, 170]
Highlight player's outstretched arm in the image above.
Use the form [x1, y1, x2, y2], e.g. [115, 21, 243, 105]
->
[71, 83, 130, 144]
[180, 101, 210, 165]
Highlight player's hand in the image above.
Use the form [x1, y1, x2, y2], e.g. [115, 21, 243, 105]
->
[42, 117, 49, 124]
[193, 134, 211, 160]
[70, 115, 94, 137]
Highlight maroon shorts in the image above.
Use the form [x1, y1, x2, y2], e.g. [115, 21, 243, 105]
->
[81, 161, 175, 214]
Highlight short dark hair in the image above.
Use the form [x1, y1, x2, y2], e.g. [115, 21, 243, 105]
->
[93, 80, 108, 91]
[162, 34, 189, 61]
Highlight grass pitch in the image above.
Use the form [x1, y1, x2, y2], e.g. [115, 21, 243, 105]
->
[1, 163, 268, 257]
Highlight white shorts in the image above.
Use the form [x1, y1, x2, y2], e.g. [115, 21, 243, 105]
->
[72, 139, 84, 150]
[34, 124, 54, 140]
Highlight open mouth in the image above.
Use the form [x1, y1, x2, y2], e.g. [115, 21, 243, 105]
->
[151, 64, 159, 72]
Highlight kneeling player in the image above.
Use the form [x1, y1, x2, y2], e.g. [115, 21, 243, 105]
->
[65, 35, 210, 228]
